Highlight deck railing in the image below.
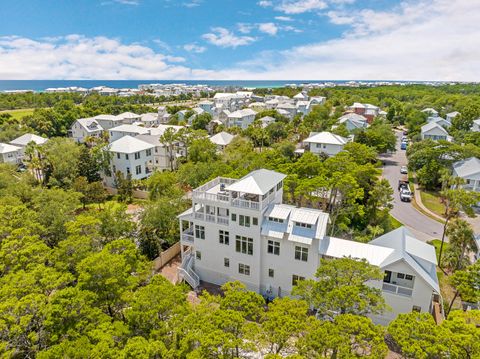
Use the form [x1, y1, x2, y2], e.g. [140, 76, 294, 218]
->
[382, 282, 413, 297]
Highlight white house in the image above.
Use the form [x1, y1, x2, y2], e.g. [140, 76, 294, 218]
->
[104, 135, 155, 187]
[446, 111, 460, 122]
[259, 116, 276, 128]
[177, 169, 442, 325]
[70, 118, 104, 143]
[198, 100, 214, 114]
[0, 143, 22, 164]
[296, 101, 311, 116]
[139, 113, 160, 127]
[471, 119, 480, 132]
[309, 96, 326, 106]
[427, 117, 451, 128]
[293, 92, 309, 101]
[303, 131, 349, 157]
[277, 103, 297, 119]
[116, 112, 142, 125]
[209, 131, 235, 151]
[337, 113, 369, 132]
[9, 133, 48, 158]
[227, 109, 257, 129]
[421, 108, 439, 117]
[94, 114, 125, 130]
[421, 122, 450, 141]
[109, 124, 150, 142]
[452, 157, 480, 193]
[135, 134, 180, 171]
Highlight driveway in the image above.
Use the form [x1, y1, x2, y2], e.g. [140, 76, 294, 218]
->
[380, 131, 445, 242]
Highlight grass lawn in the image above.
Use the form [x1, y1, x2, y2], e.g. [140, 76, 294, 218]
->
[420, 190, 445, 218]
[0, 108, 35, 120]
[389, 214, 402, 229]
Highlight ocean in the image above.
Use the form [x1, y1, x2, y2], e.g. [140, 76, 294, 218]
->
[0, 80, 377, 92]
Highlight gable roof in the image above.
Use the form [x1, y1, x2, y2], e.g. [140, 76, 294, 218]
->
[338, 113, 368, 127]
[421, 122, 449, 135]
[228, 109, 257, 118]
[108, 135, 155, 153]
[209, 131, 235, 146]
[10, 133, 48, 146]
[304, 131, 349, 145]
[452, 157, 480, 178]
[225, 169, 286, 195]
[0, 143, 21, 154]
[117, 111, 140, 119]
[75, 118, 103, 132]
[109, 124, 150, 135]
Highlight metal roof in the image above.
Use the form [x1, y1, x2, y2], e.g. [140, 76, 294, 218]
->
[225, 169, 286, 195]
[304, 131, 349, 145]
[10, 133, 48, 146]
[453, 157, 480, 178]
[209, 131, 235, 146]
[0, 143, 21, 154]
[108, 135, 155, 153]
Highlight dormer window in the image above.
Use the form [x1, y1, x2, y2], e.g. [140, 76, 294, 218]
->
[268, 217, 284, 223]
[295, 222, 312, 229]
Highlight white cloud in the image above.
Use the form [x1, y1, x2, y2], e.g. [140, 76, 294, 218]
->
[183, 0, 202, 8]
[258, 23, 279, 36]
[258, 1, 273, 7]
[275, 0, 328, 14]
[325, 11, 354, 25]
[275, 16, 294, 21]
[0, 35, 210, 80]
[202, 27, 256, 48]
[237, 23, 254, 34]
[108, 0, 140, 5]
[183, 43, 207, 53]
[220, 0, 480, 81]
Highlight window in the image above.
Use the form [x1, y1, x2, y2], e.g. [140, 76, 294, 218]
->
[219, 230, 229, 245]
[397, 273, 405, 279]
[126, 167, 131, 175]
[268, 217, 284, 223]
[224, 258, 230, 267]
[276, 181, 283, 191]
[117, 153, 120, 159]
[195, 225, 205, 239]
[146, 149, 152, 156]
[292, 275, 305, 286]
[405, 274, 414, 281]
[295, 222, 312, 229]
[135, 165, 142, 175]
[239, 215, 250, 227]
[125, 154, 129, 160]
[252, 217, 258, 226]
[134, 152, 140, 160]
[295, 246, 308, 262]
[323, 144, 327, 149]
[231, 213, 237, 221]
[268, 268, 274, 278]
[267, 240, 280, 255]
[412, 305, 421, 312]
[196, 251, 201, 260]
[384, 271, 392, 283]
[238, 263, 250, 275]
[236, 235, 253, 255]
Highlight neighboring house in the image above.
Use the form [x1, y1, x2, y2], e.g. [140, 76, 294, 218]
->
[427, 117, 452, 128]
[104, 135, 155, 187]
[0, 143, 22, 164]
[178, 169, 442, 325]
[293, 92, 309, 101]
[135, 134, 180, 171]
[309, 96, 326, 106]
[94, 114, 125, 130]
[209, 131, 235, 151]
[139, 113, 160, 127]
[348, 103, 380, 122]
[70, 118, 104, 143]
[446, 111, 460, 122]
[227, 109, 257, 129]
[303, 131, 349, 157]
[471, 119, 480, 132]
[259, 116, 276, 128]
[9, 133, 48, 158]
[296, 101, 310, 115]
[277, 102, 297, 119]
[321, 227, 442, 325]
[452, 157, 480, 192]
[337, 113, 369, 132]
[198, 100, 214, 114]
[109, 124, 150, 142]
[421, 122, 450, 141]
[421, 108, 439, 117]
[116, 112, 142, 125]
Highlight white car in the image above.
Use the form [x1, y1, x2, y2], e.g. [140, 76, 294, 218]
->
[400, 166, 408, 174]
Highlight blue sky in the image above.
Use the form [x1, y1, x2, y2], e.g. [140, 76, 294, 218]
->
[0, 0, 478, 80]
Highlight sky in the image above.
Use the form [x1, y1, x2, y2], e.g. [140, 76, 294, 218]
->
[0, 0, 478, 81]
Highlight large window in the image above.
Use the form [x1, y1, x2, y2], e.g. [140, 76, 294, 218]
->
[146, 149, 152, 156]
[295, 222, 312, 229]
[135, 165, 142, 175]
[195, 225, 205, 239]
[224, 258, 230, 267]
[134, 152, 140, 160]
[268, 217, 284, 223]
[292, 274, 305, 286]
[239, 215, 250, 227]
[236, 235, 253, 255]
[238, 263, 250, 276]
[219, 230, 229, 245]
[267, 240, 280, 255]
[295, 246, 308, 262]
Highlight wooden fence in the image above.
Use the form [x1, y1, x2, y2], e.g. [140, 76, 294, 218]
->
[153, 242, 181, 271]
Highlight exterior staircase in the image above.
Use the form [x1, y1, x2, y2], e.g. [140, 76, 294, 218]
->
[177, 249, 200, 289]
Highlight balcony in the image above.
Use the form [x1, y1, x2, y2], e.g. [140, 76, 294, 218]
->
[382, 282, 413, 297]
[181, 228, 194, 244]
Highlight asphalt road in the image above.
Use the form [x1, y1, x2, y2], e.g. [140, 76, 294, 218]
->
[380, 131, 445, 242]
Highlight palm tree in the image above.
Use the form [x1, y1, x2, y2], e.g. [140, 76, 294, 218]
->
[445, 219, 476, 271]
[160, 127, 179, 171]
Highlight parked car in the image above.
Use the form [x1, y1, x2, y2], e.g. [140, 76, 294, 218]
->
[401, 142, 408, 150]
[400, 166, 408, 174]
[398, 177, 409, 191]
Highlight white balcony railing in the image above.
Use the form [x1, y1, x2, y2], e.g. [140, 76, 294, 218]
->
[382, 282, 413, 297]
